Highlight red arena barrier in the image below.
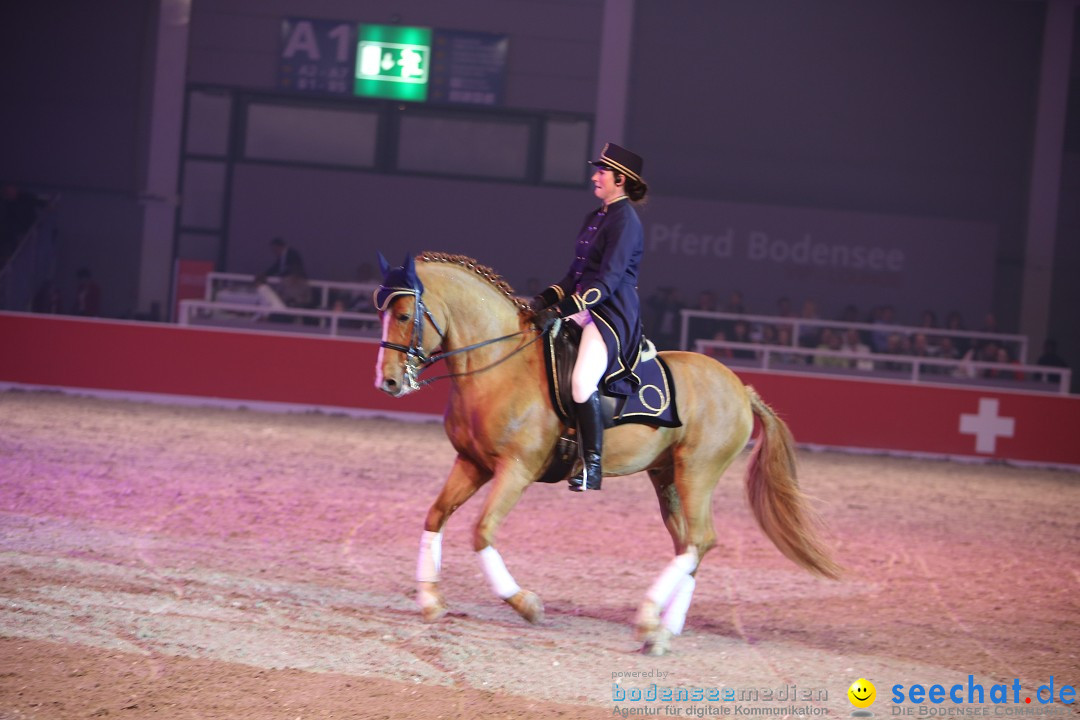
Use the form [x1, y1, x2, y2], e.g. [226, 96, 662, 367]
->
[0, 312, 447, 418]
[2, 312, 1077, 468]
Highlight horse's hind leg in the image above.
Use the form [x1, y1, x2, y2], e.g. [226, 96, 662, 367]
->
[637, 466, 690, 654]
[637, 458, 723, 655]
[417, 455, 491, 621]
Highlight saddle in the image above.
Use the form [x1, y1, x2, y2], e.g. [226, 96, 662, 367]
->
[535, 320, 681, 484]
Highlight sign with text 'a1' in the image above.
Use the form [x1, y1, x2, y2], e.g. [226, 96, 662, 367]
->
[278, 18, 356, 95]
[354, 24, 432, 102]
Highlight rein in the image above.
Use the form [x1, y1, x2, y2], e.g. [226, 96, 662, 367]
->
[378, 285, 546, 392]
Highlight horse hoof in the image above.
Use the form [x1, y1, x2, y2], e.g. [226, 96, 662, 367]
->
[421, 603, 448, 623]
[641, 627, 673, 656]
[634, 600, 661, 642]
[505, 590, 545, 624]
[417, 582, 447, 622]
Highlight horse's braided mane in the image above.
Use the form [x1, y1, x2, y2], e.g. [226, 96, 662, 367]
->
[418, 251, 530, 313]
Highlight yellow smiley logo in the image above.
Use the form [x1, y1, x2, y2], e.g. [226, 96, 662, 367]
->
[848, 678, 876, 708]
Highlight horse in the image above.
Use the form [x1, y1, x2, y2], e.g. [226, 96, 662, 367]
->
[374, 251, 840, 655]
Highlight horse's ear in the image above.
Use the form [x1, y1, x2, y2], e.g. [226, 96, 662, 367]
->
[377, 251, 390, 278]
[403, 252, 417, 283]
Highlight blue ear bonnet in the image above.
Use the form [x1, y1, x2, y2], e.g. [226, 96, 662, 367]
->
[374, 252, 424, 311]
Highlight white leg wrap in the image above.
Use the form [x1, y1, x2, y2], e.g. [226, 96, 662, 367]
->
[661, 575, 696, 635]
[646, 551, 698, 608]
[478, 546, 521, 599]
[416, 530, 442, 583]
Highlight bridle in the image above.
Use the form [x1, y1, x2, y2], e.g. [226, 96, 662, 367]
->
[375, 282, 547, 393]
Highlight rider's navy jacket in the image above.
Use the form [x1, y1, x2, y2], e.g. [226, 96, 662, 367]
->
[546, 196, 644, 397]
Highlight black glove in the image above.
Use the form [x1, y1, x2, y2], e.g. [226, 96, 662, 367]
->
[531, 306, 560, 331]
[532, 287, 561, 311]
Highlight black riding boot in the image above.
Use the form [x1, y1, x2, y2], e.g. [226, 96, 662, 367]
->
[568, 391, 603, 492]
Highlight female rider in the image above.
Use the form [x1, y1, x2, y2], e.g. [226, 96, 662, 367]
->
[530, 142, 649, 492]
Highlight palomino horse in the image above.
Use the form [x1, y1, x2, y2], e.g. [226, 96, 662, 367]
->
[375, 252, 839, 655]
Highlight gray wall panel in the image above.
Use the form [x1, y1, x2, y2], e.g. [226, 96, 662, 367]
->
[226, 163, 588, 290]
[627, 0, 1045, 331]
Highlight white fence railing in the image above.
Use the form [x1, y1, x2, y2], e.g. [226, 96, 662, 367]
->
[694, 339, 1071, 395]
[178, 299, 380, 338]
[679, 309, 1029, 362]
[204, 272, 378, 311]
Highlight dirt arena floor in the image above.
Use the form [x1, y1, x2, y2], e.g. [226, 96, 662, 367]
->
[1, 390, 1077, 720]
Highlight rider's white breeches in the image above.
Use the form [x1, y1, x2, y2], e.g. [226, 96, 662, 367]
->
[570, 312, 608, 403]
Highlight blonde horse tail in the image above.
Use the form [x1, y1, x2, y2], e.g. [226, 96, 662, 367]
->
[744, 386, 841, 580]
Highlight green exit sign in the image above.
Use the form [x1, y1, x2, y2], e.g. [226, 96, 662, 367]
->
[354, 24, 432, 102]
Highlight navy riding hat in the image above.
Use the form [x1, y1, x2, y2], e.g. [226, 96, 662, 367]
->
[589, 142, 645, 185]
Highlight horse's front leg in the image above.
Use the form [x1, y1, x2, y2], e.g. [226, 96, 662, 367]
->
[473, 463, 544, 624]
[417, 455, 491, 621]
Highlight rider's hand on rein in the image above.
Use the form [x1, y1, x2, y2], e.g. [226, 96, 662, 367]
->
[529, 306, 560, 332]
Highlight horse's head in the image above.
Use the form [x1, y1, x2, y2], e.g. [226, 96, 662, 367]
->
[373, 252, 445, 397]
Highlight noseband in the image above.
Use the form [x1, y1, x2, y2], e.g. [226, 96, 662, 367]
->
[375, 282, 545, 392]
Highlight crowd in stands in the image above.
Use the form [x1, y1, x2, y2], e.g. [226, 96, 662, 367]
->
[649, 287, 1071, 385]
[17, 226, 1071, 389]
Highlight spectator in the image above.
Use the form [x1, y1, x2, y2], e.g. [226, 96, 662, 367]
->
[918, 310, 940, 349]
[773, 325, 800, 365]
[263, 267, 316, 325]
[937, 336, 961, 361]
[797, 299, 822, 350]
[644, 286, 684, 350]
[813, 328, 847, 369]
[252, 273, 287, 321]
[344, 262, 380, 313]
[729, 320, 755, 359]
[724, 290, 746, 314]
[877, 333, 910, 372]
[264, 237, 305, 278]
[278, 267, 314, 309]
[910, 333, 935, 358]
[934, 336, 962, 375]
[703, 330, 732, 360]
[945, 310, 970, 356]
[72, 267, 101, 317]
[841, 328, 873, 371]
[976, 341, 1010, 379]
[687, 289, 722, 347]
[909, 333, 937, 377]
[773, 296, 795, 336]
[838, 303, 859, 324]
[1034, 339, 1069, 385]
[870, 305, 897, 353]
[984, 343, 1023, 381]
[975, 311, 999, 355]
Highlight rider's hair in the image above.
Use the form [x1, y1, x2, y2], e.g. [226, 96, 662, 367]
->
[613, 172, 649, 204]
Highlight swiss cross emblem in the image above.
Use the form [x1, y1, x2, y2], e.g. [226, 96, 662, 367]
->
[958, 398, 1016, 454]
